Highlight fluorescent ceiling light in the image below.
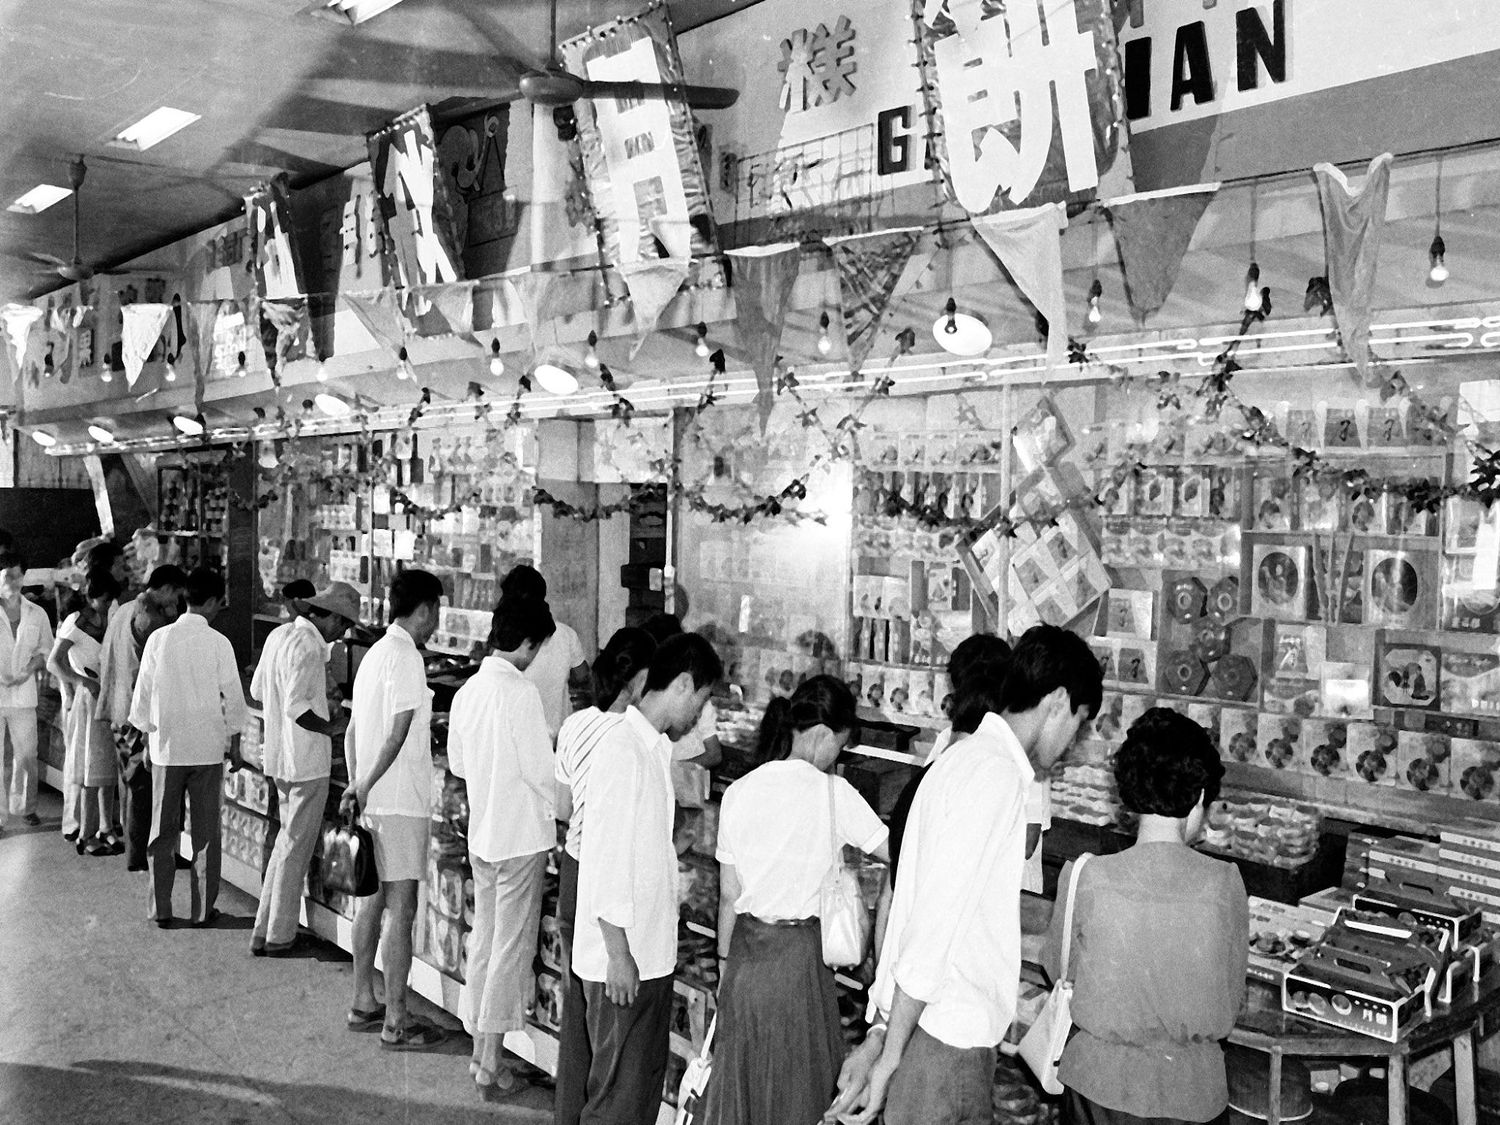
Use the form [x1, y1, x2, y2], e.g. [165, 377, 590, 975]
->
[172, 414, 204, 437]
[8, 185, 72, 215]
[86, 423, 116, 444]
[29, 430, 56, 448]
[304, 0, 409, 24]
[110, 107, 201, 151]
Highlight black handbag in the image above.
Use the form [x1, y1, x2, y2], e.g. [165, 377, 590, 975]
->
[320, 813, 379, 897]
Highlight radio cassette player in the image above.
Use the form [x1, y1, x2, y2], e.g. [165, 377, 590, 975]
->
[1351, 873, 1484, 948]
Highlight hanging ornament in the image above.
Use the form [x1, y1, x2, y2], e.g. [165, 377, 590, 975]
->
[396, 346, 415, 381]
[488, 338, 505, 377]
[694, 321, 711, 359]
[1243, 263, 1262, 313]
[1429, 233, 1449, 285]
[816, 311, 833, 356]
[1086, 278, 1103, 326]
[584, 330, 601, 370]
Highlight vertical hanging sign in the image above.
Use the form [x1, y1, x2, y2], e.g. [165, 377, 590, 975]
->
[244, 173, 305, 300]
[367, 106, 468, 316]
[561, 3, 724, 285]
[914, 0, 1126, 214]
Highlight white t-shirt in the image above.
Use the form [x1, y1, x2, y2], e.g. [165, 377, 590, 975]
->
[555, 706, 625, 859]
[670, 701, 717, 807]
[350, 623, 433, 817]
[717, 759, 888, 921]
[524, 621, 585, 739]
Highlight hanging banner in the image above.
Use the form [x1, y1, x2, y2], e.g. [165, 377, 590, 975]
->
[560, 3, 724, 287]
[1104, 182, 1219, 323]
[970, 204, 1069, 376]
[255, 296, 311, 377]
[367, 106, 468, 322]
[913, 0, 1125, 215]
[1314, 153, 1395, 387]
[623, 257, 691, 358]
[120, 303, 173, 387]
[245, 174, 306, 300]
[727, 244, 802, 429]
[828, 227, 926, 376]
[0, 305, 43, 391]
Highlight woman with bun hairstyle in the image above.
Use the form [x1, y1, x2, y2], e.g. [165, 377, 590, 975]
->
[702, 675, 889, 1125]
[553, 627, 658, 959]
[1042, 707, 1248, 1125]
[503, 564, 590, 739]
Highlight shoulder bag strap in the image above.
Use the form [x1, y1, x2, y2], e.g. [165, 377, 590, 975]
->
[1059, 852, 1092, 981]
[828, 774, 841, 866]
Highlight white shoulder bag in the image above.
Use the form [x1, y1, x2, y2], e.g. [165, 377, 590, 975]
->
[1018, 852, 1092, 1096]
[819, 776, 871, 968]
[674, 1015, 716, 1125]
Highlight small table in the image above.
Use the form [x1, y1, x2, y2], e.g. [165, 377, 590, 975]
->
[1230, 965, 1500, 1125]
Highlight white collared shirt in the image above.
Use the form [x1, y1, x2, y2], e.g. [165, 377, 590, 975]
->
[572, 705, 678, 983]
[350, 623, 432, 817]
[447, 655, 555, 863]
[523, 621, 585, 738]
[555, 706, 626, 859]
[0, 597, 54, 710]
[129, 613, 249, 767]
[870, 711, 1033, 1049]
[252, 617, 332, 783]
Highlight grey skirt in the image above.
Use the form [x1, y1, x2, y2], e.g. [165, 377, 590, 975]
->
[701, 914, 845, 1125]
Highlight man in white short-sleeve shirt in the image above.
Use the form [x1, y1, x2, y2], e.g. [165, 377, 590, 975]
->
[0, 550, 54, 828]
[341, 569, 444, 1051]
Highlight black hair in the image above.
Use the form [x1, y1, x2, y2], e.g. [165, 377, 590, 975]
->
[645, 632, 723, 694]
[500, 564, 547, 602]
[0, 547, 25, 573]
[86, 571, 122, 603]
[949, 634, 1014, 735]
[185, 567, 225, 606]
[282, 579, 316, 601]
[998, 624, 1104, 719]
[389, 569, 444, 620]
[1115, 707, 1224, 816]
[757, 674, 857, 762]
[145, 565, 189, 592]
[641, 612, 683, 644]
[86, 540, 123, 575]
[488, 595, 556, 652]
[592, 627, 657, 708]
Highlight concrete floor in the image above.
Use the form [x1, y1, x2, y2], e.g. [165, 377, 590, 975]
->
[0, 790, 552, 1125]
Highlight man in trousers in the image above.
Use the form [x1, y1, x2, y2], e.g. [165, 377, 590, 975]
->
[249, 582, 358, 956]
[0, 549, 54, 832]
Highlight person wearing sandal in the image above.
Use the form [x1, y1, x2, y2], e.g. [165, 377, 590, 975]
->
[0, 548, 55, 830]
[49, 571, 123, 856]
[448, 595, 557, 1097]
[340, 570, 446, 1051]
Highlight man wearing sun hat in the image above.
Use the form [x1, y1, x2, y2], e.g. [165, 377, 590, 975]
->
[249, 581, 360, 956]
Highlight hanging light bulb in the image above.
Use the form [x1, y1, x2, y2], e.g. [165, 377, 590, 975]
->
[932, 297, 992, 357]
[1429, 233, 1449, 284]
[314, 392, 353, 418]
[1243, 264, 1262, 312]
[234, 350, 249, 378]
[533, 361, 579, 396]
[30, 430, 56, 448]
[396, 346, 414, 381]
[584, 331, 601, 370]
[172, 414, 205, 437]
[100, 367, 113, 384]
[258, 442, 279, 470]
[488, 338, 505, 378]
[315, 355, 329, 382]
[816, 311, 833, 356]
[1086, 278, 1103, 326]
[163, 355, 178, 382]
[693, 322, 710, 359]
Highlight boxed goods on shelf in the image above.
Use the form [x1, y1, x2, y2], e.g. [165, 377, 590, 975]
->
[1200, 797, 1320, 868]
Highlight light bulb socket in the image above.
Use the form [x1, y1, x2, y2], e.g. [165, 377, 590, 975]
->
[943, 297, 959, 334]
[1087, 278, 1103, 301]
[1430, 233, 1447, 262]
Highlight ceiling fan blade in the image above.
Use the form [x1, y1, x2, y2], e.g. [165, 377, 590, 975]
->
[24, 251, 69, 268]
[579, 79, 740, 110]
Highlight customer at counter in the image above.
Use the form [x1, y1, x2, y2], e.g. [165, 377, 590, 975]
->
[502, 565, 588, 740]
[341, 569, 446, 1051]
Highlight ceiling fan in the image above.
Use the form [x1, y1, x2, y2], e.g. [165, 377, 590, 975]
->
[514, 0, 739, 111]
[26, 155, 94, 283]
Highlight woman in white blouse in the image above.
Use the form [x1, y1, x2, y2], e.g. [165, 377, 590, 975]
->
[703, 675, 889, 1125]
[48, 572, 121, 854]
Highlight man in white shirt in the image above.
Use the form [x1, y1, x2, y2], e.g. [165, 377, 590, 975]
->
[129, 568, 249, 929]
[447, 595, 557, 1096]
[555, 633, 723, 1125]
[0, 550, 54, 830]
[248, 582, 359, 957]
[828, 625, 1102, 1125]
[339, 569, 445, 1050]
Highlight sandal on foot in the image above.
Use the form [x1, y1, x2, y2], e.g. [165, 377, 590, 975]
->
[346, 1005, 386, 1032]
[479, 1068, 530, 1100]
[380, 1019, 446, 1051]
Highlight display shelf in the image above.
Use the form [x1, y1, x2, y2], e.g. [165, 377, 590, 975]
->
[856, 705, 947, 734]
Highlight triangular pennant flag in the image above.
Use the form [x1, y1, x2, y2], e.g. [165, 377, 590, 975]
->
[1104, 183, 1219, 323]
[514, 271, 561, 351]
[970, 205, 1069, 375]
[829, 229, 924, 375]
[119, 303, 172, 387]
[622, 258, 690, 359]
[1, 304, 43, 386]
[411, 281, 476, 338]
[1314, 153, 1395, 385]
[186, 300, 221, 416]
[343, 289, 406, 354]
[257, 297, 311, 377]
[45, 307, 73, 381]
[728, 244, 803, 430]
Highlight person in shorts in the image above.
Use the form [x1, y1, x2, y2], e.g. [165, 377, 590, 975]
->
[341, 569, 445, 1050]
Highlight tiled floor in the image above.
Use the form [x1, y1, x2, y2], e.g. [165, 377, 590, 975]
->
[0, 790, 552, 1124]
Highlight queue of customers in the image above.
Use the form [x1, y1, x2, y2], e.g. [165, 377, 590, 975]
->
[7, 543, 1248, 1125]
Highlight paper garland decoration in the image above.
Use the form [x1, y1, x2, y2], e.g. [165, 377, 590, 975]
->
[622, 257, 690, 359]
[1, 304, 43, 387]
[970, 204, 1069, 375]
[119, 303, 172, 388]
[1314, 153, 1396, 386]
[1105, 183, 1219, 323]
[829, 228, 924, 376]
[727, 244, 803, 430]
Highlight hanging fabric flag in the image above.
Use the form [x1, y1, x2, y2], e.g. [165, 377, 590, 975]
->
[1, 305, 43, 388]
[727, 244, 802, 430]
[828, 228, 926, 376]
[970, 204, 1069, 375]
[44, 306, 74, 382]
[513, 271, 562, 352]
[622, 258, 690, 359]
[1104, 183, 1219, 323]
[411, 281, 475, 338]
[256, 297, 311, 380]
[343, 288, 406, 354]
[244, 174, 305, 300]
[119, 304, 172, 387]
[1314, 153, 1395, 385]
[186, 300, 222, 417]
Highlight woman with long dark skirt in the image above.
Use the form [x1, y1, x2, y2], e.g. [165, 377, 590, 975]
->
[702, 675, 889, 1125]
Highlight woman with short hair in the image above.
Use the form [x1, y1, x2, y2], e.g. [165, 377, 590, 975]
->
[1043, 707, 1249, 1125]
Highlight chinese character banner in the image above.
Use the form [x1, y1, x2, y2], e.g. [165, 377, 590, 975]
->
[244, 173, 305, 300]
[913, 0, 1126, 215]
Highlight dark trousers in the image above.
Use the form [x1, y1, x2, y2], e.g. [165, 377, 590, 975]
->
[1065, 1090, 1229, 1125]
[884, 1026, 997, 1125]
[555, 973, 673, 1125]
[147, 762, 222, 924]
[122, 753, 152, 868]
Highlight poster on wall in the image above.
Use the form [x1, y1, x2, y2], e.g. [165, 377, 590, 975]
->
[244, 174, 305, 300]
[560, 4, 725, 286]
[912, 0, 1126, 215]
[367, 106, 468, 320]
